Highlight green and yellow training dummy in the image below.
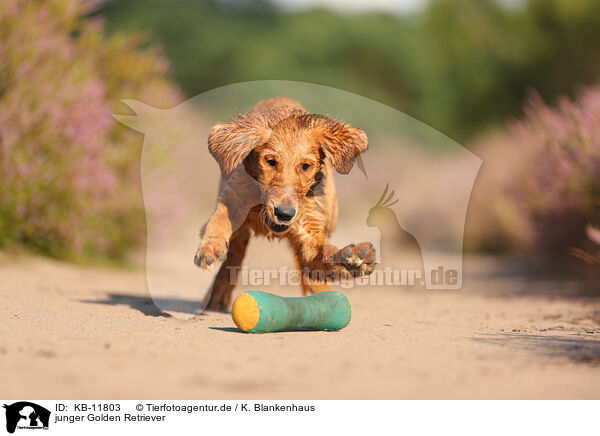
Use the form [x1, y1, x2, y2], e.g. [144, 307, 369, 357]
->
[231, 290, 352, 333]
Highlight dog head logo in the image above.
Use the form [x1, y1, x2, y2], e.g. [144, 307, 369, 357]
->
[3, 402, 50, 434]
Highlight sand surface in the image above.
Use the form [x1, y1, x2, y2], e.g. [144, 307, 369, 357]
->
[1, 247, 599, 399]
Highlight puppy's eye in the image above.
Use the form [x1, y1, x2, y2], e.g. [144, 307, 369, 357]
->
[301, 163, 311, 171]
[266, 159, 277, 167]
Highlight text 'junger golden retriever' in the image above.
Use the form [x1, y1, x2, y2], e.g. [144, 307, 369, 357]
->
[194, 97, 375, 310]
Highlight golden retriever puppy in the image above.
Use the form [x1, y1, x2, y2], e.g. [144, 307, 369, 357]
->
[194, 97, 375, 310]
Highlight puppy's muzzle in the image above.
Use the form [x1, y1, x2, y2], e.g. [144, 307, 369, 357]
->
[274, 205, 296, 222]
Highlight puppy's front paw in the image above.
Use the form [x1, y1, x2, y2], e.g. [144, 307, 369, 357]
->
[194, 236, 229, 270]
[333, 242, 376, 277]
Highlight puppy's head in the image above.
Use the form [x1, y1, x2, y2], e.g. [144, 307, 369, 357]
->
[208, 108, 368, 233]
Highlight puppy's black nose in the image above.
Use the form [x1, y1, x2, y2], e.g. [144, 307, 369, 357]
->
[274, 205, 296, 222]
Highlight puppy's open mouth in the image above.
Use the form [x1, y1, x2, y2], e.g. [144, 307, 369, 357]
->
[265, 215, 290, 233]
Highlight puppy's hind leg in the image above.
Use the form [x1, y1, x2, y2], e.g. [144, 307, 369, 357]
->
[294, 254, 333, 295]
[206, 226, 250, 311]
[299, 276, 333, 295]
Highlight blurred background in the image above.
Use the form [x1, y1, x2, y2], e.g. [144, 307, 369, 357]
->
[1, 0, 599, 279]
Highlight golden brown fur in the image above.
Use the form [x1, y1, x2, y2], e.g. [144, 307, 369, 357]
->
[195, 97, 375, 310]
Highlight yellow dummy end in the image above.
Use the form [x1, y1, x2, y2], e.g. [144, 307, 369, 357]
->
[231, 292, 260, 331]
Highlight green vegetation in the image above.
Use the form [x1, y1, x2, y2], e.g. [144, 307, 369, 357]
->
[3, 0, 599, 264]
[99, 0, 600, 141]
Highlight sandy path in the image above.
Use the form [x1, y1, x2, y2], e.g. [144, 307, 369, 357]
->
[1, 250, 599, 399]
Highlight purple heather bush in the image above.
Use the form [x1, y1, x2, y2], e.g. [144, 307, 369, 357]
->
[467, 81, 600, 271]
[0, 0, 180, 260]
[511, 88, 600, 262]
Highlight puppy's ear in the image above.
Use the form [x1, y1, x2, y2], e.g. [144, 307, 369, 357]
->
[310, 115, 368, 174]
[208, 113, 271, 178]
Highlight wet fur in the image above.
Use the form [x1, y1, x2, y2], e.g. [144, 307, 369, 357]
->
[195, 97, 375, 310]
